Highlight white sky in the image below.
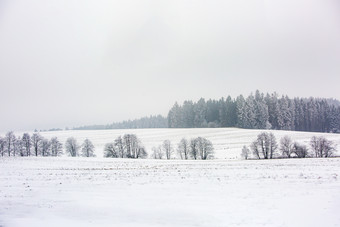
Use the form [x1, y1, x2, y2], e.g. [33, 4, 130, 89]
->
[0, 0, 340, 131]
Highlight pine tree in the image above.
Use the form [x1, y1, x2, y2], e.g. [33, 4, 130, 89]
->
[254, 90, 269, 129]
[236, 95, 246, 128]
[244, 94, 256, 129]
[226, 96, 237, 127]
[168, 102, 181, 128]
[182, 101, 195, 128]
[194, 98, 207, 127]
[218, 98, 228, 127]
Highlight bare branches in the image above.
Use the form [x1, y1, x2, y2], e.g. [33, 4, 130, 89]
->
[251, 132, 278, 159]
[310, 136, 336, 158]
[104, 134, 147, 159]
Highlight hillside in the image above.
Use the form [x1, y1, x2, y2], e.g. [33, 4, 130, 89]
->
[37, 128, 340, 159]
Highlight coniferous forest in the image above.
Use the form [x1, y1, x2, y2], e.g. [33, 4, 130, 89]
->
[71, 91, 340, 133]
[168, 91, 340, 133]
[73, 115, 168, 130]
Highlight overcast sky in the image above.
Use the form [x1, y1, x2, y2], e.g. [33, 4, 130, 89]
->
[0, 0, 340, 131]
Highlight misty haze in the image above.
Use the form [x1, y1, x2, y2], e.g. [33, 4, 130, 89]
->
[1, 0, 340, 131]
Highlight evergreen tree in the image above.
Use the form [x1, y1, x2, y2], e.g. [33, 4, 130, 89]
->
[236, 95, 246, 128]
[265, 92, 279, 129]
[225, 96, 237, 127]
[244, 94, 256, 128]
[182, 101, 195, 128]
[167, 91, 340, 133]
[168, 102, 181, 128]
[206, 99, 220, 127]
[218, 97, 228, 127]
[194, 98, 207, 127]
[254, 90, 269, 129]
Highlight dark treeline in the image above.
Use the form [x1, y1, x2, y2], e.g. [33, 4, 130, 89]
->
[168, 90, 340, 133]
[73, 115, 167, 130]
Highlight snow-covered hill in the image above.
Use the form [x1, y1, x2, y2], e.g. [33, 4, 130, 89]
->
[32, 128, 340, 159]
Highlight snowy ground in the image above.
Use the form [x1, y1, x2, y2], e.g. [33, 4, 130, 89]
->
[30, 128, 340, 158]
[1, 157, 340, 227]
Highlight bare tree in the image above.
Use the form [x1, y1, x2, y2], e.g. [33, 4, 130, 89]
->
[123, 134, 147, 159]
[5, 131, 15, 156]
[12, 136, 21, 156]
[16, 137, 25, 157]
[0, 137, 6, 157]
[320, 138, 335, 158]
[136, 147, 148, 159]
[258, 132, 269, 159]
[251, 141, 260, 159]
[50, 137, 63, 157]
[251, 132, 277, 159]
[123, 134, 133, 158]
[162, 140, 173, 160]
[310, 136, 336, 158]
[104, 134, 146, 159]
[280, 136, 294, 158]
[268, 133, 278, 159]
[31, 133, 43, 156]
[104, 143, 118, 158]
[41, 139, 51, 156]
[152, 145, 163, 159]
[190, 138, 199, 160]
[241, 145, 250, 160]
[310, 136, 319, 157]
[197, 137, 214, 160]
[81, 138, 95, 157]
[152, 146, 158, 159]
[114, 136, 124, 158]
[22, 133, 32, 156]
[177, 138, 189, 160]
[65, 137, 79, 157]
[292, 142, 308, 158]
[11, 135, 17, 156]
[123, 134, 135, 158]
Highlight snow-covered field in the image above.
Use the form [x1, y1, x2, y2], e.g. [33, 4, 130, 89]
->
[1, 157, 340, 227]
[33, 128, 340, 158]
[1, 128, 340, 226]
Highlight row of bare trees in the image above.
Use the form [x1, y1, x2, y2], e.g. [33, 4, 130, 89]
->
[0, 132, 63, 157]
[152, 137, 214, 160]
[103, 135, 214, 160]
[64, 137, 96, 157]
[104, 134, 147, 158]
[1, 132, 214, 160]
[0, 131, 95, 157]
[241, 132, 337, 159]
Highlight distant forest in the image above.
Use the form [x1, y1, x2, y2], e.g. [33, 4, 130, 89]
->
[73, 115, 167, 130]
[168, 91, 340, 133]
[72, 91, 340, 133]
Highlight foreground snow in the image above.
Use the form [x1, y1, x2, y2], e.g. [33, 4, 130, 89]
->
[1, 157, 340, 227]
